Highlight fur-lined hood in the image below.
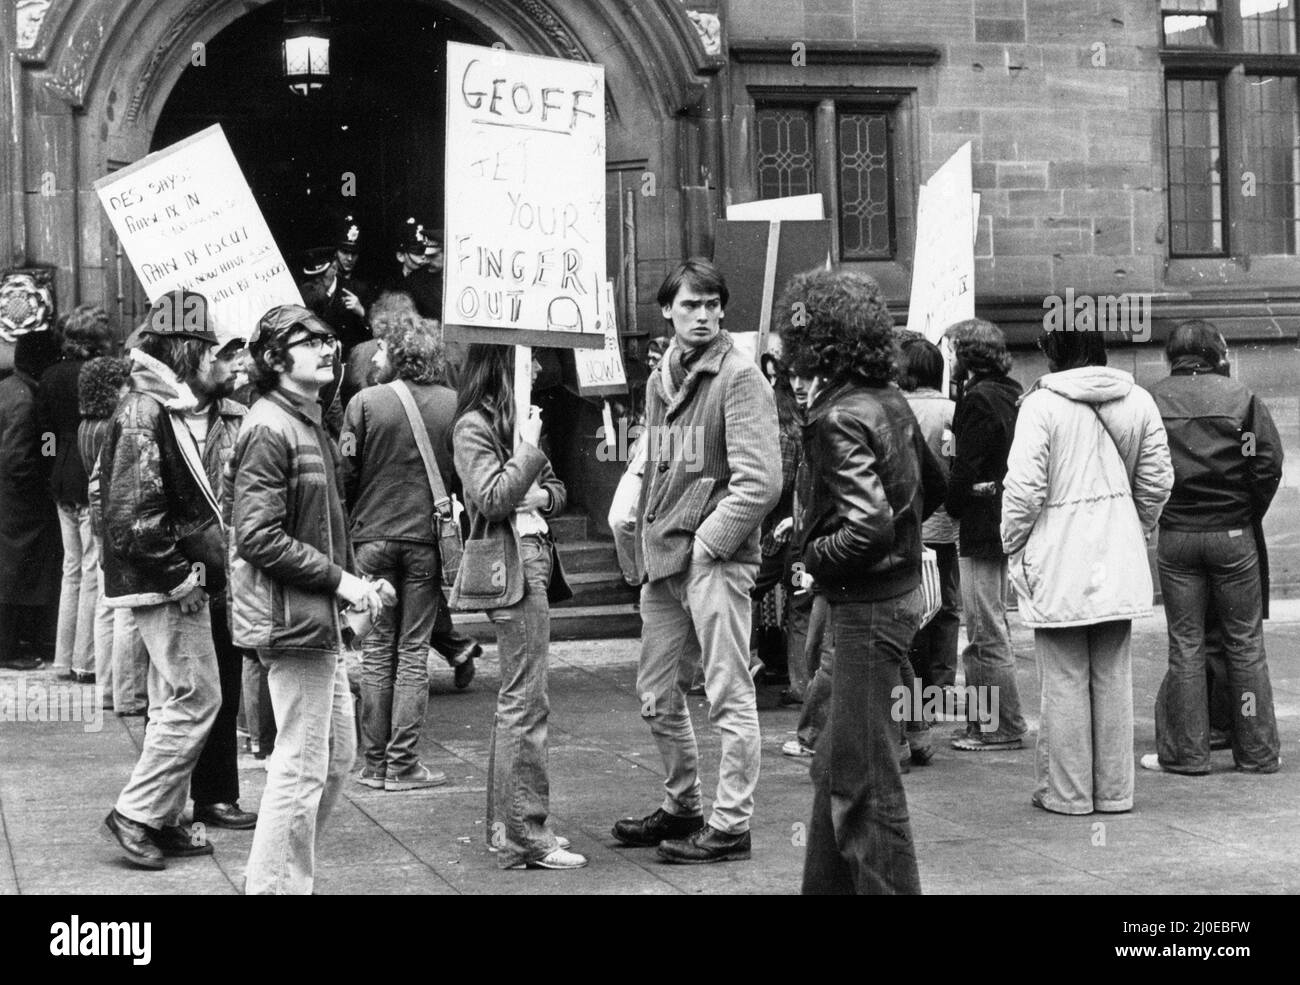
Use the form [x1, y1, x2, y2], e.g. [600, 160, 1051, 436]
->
[129, 348, 199, 412]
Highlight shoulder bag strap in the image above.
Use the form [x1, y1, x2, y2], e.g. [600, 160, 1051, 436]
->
[388, 379, 452, 516]
[1087, 403, 1137, 489]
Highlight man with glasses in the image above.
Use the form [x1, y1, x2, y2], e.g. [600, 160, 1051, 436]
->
[230, 304, 384, 894]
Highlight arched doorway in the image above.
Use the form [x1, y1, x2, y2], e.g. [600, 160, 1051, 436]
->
[67, 0, 714, 342]
[151, 1, 487, 285]
[21, 0, 717, 548]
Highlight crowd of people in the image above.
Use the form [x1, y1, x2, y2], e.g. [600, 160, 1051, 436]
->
[0, 241, 1285, 894]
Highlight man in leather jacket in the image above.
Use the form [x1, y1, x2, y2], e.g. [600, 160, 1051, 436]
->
[780, 269, 946, 895]
[1147, 321, 1283, 775]
[99, 290, 224, 871]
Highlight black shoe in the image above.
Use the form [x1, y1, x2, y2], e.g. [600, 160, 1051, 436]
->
[453, 643, 480, 690]
[101, 810, 165, 870]
[657, 825, 751, 864]
[611, 808, 704, 847]
[0, 655, 42, 671]
[149, 823, 215, 857]
[74, 670, 96, 685]
[193, 802, 258, 830]
[777, 689, 804, 707]
[911, 745, 936, 766]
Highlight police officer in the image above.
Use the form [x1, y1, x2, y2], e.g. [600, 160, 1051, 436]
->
[298, 246, 369, 358]
[334, 215, 373, 311]
[390, 217, 444, 320]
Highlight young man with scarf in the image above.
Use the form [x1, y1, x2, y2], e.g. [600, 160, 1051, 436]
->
[99, 290, 225, 870]
[613, 258, 781, 864]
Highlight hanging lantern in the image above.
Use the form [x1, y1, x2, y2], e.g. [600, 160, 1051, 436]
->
[282, 1, 330, 96]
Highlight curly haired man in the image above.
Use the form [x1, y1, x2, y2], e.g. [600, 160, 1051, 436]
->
[779, 269, 946, 895]
[340, 308, 458, 792]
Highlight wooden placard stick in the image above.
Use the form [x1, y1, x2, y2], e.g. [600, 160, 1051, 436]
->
[755, 219, 781, 364]
[514, 344, 532, 450]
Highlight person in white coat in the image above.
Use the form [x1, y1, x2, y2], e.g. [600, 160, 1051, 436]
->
[1001, 329, 1173, 815]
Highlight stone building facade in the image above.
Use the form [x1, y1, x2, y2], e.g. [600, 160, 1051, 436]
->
[2, 0, 1297, 583]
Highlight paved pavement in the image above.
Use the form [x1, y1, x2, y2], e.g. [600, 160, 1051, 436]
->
[2, 602, 1298, 895]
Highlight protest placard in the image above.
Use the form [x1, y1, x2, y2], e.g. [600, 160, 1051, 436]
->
[905, 141, 976, 343]
[725, 194, 824, 221]
[713, 218, 832, 363]
[443, 41, 605, 350]
[574, 281, 628, 397]
[93, 124, 300, 346]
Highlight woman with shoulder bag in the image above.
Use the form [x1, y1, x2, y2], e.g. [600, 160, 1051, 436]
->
[451, 344, 584, 870]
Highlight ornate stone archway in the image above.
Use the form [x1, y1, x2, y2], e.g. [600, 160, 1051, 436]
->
[9, 0, 720, 312]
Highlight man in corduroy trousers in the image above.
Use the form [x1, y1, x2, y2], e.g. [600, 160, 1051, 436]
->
[611, 258, 781, 864]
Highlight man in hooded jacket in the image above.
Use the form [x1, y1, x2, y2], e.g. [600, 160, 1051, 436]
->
[99, 290, 224, 870]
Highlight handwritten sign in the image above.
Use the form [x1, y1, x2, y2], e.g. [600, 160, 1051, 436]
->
[93, 125, 300, 346]
[443, 41, 605, 350]
[575, 281, 627, 396]
[905, 142, 976, 343]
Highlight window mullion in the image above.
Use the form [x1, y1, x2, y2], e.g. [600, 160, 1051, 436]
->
[815, 99, 840, 259]
[1223, 66, 1247, 254]
[1221, 1, 1243, 51]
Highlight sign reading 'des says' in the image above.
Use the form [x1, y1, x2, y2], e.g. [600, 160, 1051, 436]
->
[444, 41, 605, 349]
[94, 124, 301, 346]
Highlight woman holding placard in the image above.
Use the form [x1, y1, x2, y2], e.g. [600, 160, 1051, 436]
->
[451, 344, 582, 870]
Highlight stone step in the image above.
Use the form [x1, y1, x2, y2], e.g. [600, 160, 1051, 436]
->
[558, 570, 639, 607]
[547, 512, 589, 542]
[554, 538, 622, 574]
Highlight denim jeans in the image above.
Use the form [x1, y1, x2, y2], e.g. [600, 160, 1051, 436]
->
[1033, 621, 1134, 814]
[245, 648, 355, 895]
[190, 596, 246, 808]
[485, 535, 559, 868]
[637, 549, 761, 835]
[114, 601, 221, 829]
[1155, 528, 1280, 773]
[355, 539, 440, 776]
[54, 504, 97, 675]
[92, 540, 115, 704]
[795, 594, 835, 750]
[242, 655, 277, 756]
[909, 542, 959, 689]
[802, 586, 924, 895]
[111, 606, 150, 715]
[785, 588, 814, 698]
[958, 555, 1025, 739]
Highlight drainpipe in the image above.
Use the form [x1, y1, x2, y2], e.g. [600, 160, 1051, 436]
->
[7, 44, 27, 267]
[69, 104, 79, 301]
